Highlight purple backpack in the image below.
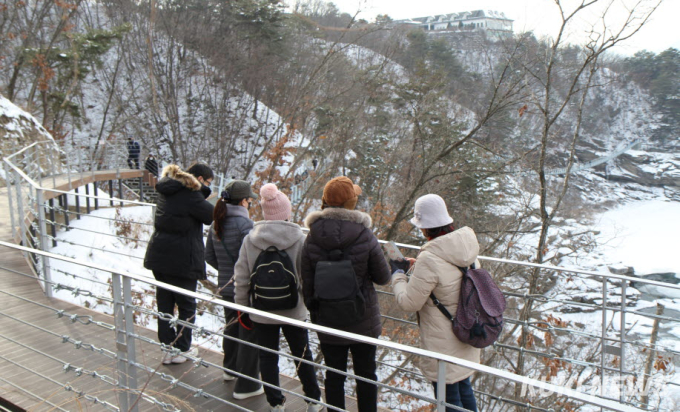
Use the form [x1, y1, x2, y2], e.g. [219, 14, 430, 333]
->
[430, 263, 506, 348]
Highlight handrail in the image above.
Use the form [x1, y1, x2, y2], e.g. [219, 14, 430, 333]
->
[0, 239, 645, 412]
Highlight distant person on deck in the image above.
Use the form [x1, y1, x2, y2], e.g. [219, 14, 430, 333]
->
[144, 163, 214, 365]
[144, 153, 159, 178]
[126, 137, 141, 169]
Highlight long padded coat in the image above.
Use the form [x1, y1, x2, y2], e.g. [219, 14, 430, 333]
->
[391, 226, 482, 384]
[301, 207, 391, 345]
[144, 165, 214, 279]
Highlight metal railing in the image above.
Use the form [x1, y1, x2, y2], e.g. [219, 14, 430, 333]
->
[0, 240, 652, 412]
[2, 142, 678, 411]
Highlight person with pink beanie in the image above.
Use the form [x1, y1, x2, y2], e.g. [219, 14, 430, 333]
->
[234, 183, 323, 411]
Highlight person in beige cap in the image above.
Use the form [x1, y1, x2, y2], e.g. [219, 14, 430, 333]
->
[301, 176, 391, 412]
[390, 194, 481, 412]
[233, 183, 323, 411]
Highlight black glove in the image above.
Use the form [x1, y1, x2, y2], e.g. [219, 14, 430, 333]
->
[390, 258, 410, 274]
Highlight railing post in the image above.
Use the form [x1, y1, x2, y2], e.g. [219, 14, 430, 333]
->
[436, 360, 446, 412]
[112, 273, 139, 412]
[74, 187, 81, 219]
[112, 272, 130, 412]
[13, 169, 28, 249]
[109, 180, 114, 207]
[85, 184, 91, 213]
[62, 194, 70, 229]
[36, 188, 53, 298]
[4, 161, 17, 240]
[94, 183, 99, 210]
[620, 280, 626, 403]
[601, 278, 607, 403]
[138, 176, 144, 202]
[123, 275, 138, 409]
[118, 179, 123, 207]
[48, 199, 57, 247]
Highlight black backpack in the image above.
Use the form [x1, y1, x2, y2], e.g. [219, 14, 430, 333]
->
[249, 246, 299, 311]
[313, 249, 365, 327]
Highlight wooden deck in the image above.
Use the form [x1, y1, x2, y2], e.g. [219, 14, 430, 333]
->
[0, 173, 363, 411]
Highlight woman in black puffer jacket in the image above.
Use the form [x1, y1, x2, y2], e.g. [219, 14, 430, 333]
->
[301, 176, 390, 412]
[144, 164, 214, 364]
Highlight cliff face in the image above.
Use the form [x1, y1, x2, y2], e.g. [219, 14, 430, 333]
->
[0, 94, 58, 185]
[608, 149, 680, 194]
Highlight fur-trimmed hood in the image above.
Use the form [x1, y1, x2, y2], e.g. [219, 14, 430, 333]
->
[304, 207, 372, 229]
[156, 164, 201, 195]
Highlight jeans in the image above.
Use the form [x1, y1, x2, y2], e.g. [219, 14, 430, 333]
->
[154, 273, 197, 352]
[320, 342, 377, 412]
[432, 377, 478, 412]
[255, 322, 321, 407]
[223, 305, 261, 393]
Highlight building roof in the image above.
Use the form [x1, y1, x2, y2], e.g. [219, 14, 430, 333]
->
[408, 10, 513, 24]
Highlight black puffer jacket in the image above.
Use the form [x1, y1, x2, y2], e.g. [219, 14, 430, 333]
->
[205, 204, 253, 299]
[144, 165, 214, 279]
[301, 207, 391, 345]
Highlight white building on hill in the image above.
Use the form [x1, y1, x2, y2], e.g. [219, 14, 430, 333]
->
[397, 10, 513, 35]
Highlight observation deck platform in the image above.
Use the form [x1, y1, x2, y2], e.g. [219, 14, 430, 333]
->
[0, 177, 362, 411]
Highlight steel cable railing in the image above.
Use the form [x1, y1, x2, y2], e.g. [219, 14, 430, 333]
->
[0, 240, 653, 412]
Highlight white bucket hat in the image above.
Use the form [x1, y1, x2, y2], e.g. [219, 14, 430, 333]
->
[410, 194, 454, 229]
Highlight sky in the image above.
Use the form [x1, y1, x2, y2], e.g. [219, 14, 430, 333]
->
[320, 0, 680, 55]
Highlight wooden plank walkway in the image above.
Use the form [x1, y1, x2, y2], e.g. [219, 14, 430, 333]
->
[0, 173, 363, 411]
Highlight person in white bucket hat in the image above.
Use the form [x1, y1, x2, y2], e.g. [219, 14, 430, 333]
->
[389, 193, 482, 412]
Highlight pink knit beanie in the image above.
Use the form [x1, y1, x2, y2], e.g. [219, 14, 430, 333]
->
[260, 183, 292, 221]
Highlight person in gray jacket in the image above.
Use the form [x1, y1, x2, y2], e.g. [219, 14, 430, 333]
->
[205, 180, 263, 400]
[234, 183, 323, 412]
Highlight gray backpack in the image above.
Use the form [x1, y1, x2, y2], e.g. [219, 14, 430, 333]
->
[430, 263, 506, 348]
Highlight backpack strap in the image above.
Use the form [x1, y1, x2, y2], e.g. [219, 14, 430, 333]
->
[430, 262, 476, 321]
[430, 292, 454, 322]
[218, 236, 237, 264]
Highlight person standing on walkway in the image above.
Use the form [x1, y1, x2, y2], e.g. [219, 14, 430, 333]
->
[126, 137, 141, 169]
[144, 153, 159, 178]
[205, 180, 264, 400]
[301, 176, 391, 412]
[234, 183, 323, 411]
[144, 163, 214, 364]
[390, 194, 481, 412]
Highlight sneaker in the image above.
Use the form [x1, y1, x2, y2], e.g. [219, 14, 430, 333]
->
[170, 347, 198, 364]
[161, 351, 174, 365]
[222, 371, 236, 381]
[269, 398, 285, 411]
[306, 397, 324, 412]
[233, 386, 264, 400]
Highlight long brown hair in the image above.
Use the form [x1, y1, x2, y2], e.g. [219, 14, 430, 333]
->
[213, 199, 228, 240]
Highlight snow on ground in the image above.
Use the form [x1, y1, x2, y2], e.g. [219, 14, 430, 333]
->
[593, 199, 680, 275]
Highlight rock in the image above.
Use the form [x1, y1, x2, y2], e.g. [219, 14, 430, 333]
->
[609, 264, 635, 275]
